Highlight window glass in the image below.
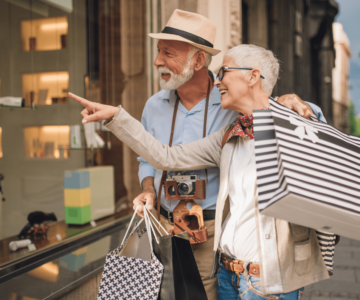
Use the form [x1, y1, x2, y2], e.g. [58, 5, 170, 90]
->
[21, 16, 68, 52]
[22, 71, 69, 106]
[23, 126, 70, 159]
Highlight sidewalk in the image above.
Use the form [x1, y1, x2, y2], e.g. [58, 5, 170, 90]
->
[303, 237, 360, 300]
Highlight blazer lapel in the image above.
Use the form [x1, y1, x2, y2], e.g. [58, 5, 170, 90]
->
[213, 139, 237, 251]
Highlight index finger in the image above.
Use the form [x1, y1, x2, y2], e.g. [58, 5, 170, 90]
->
[68, 92, 91, 107]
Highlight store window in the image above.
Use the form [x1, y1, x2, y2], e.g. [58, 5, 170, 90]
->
[0, 127, 2, 158]
[22, 71, 69, 106]
[21, 16, 68, 52]
[23, 126, 70, 159]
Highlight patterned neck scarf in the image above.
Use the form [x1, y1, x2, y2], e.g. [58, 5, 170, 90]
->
[226, 114, 254, 142]
[225, 104, 270, 143]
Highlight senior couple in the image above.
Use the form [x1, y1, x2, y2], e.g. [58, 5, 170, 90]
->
[70, 9, 332, 300]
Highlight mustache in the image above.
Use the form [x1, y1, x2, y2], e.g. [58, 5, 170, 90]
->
[157, 67, 173, 75]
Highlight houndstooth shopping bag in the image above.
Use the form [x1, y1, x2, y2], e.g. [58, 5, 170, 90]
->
[97, 207, 164, 300]
[253, 98, 360, 241]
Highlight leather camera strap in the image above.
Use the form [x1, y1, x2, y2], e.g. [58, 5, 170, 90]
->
[156, 74, 213, 221]
[157, 98, 179, 221]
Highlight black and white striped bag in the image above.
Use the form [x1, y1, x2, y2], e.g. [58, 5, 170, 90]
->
[253, 98, 360, 239]
[253, 99, 360, 271]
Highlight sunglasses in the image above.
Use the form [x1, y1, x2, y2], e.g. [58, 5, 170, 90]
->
[217, 66, 265, 81]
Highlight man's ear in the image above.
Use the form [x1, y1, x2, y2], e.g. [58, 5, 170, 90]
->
[248, 69, 261, 87]
[193, 51, 206, 71]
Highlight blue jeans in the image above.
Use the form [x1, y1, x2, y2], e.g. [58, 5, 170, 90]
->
[217, 262, 304, 300]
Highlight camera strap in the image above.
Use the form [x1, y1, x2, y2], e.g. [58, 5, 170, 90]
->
[156, 72, 213, 221]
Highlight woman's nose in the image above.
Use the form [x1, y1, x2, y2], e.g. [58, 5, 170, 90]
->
[214, 77, 221, 87]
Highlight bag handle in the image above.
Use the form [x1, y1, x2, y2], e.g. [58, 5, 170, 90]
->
[120, 205, 144, 247]
[145, 206, 169, 237]
[144, 205, 161, 252]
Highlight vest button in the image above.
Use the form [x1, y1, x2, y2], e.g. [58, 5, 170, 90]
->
[265, 234, 270, 239]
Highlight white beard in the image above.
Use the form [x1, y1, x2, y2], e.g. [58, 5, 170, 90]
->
[158, 60, 194, 90]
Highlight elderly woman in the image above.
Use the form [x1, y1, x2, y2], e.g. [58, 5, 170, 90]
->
[70, 44, 330, 299]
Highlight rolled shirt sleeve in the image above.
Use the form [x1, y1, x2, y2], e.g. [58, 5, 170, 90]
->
[137, 103, 156, 185]
[306, 102, 327, 123]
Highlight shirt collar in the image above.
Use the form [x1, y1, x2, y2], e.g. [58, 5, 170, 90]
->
[160, 71, 221, 108]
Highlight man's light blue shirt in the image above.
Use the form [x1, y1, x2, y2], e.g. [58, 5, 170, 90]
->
[138, 74, 325, 212]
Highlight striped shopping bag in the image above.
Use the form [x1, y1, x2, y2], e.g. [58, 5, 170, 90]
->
[253, 99, 360, 243]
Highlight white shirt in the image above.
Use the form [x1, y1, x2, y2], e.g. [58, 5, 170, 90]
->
[220, 138, 259, 262]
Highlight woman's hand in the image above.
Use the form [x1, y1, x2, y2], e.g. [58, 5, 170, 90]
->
[277, 94, 313, 118]
[68, 92, 119, 124]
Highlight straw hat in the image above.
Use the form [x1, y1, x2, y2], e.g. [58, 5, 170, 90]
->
[149, 9, 221, 56]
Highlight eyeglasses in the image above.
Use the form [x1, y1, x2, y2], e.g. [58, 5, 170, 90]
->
[217, 66, 265, 81]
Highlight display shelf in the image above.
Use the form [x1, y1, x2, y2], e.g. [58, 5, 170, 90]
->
[23, 126, 70, 159]
[60, 146, 112, 150]
[21, 16, 68, 52]
[0, 105, 36, 110]
[22, 71, 69, 106]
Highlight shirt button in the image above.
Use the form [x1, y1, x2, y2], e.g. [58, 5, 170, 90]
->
[265, 234, 270, 239]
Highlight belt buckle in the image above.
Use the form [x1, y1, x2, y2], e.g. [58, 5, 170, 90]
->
[167, 211, 174, 225]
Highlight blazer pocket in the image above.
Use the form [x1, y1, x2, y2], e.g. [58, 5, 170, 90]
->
[290, 223, 310, 241]
[294, 239, 312, 276]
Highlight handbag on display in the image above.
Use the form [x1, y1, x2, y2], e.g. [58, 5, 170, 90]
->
[97, 206, 164, 300]
[146, 209, 208, 300]
[253, 98, 360, 241]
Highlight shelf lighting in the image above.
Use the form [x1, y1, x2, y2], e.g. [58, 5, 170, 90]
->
[42, 126, 70, 134]
[40, 73, 69, 82]
[40, 22, 68, 31]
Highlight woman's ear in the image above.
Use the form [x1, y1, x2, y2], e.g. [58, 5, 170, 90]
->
[193, 51, 206, 71]
[248, 69, 261, 87]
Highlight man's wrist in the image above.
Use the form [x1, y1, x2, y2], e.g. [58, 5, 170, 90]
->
[141, 176, 155, 192]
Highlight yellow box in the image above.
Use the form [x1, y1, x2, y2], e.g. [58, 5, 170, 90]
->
[64, 188, 91, 207]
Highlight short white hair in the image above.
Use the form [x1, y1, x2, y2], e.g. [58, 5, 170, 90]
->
[188, 45, 212, 68]
[224, 44, 279, 95]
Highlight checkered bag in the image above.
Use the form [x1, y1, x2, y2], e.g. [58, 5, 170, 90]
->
[97, 207, 164, 300]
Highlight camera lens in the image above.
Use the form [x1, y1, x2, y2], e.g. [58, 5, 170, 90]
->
[177, 182, 193, 195]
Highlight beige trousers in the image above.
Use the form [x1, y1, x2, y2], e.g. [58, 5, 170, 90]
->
[160, 214, 218, 300]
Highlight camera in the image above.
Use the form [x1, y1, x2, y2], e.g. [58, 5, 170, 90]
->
[164, 173, 206, 200]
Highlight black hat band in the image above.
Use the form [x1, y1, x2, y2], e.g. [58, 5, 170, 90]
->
[161, 27, 214, 48]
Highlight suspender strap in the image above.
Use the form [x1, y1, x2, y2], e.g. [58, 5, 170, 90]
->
[156, 76, 212, 221]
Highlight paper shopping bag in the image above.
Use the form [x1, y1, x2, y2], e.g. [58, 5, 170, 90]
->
[97, 208, 164, 300]
[253, 98, 360, 241]
[153, 231, 208, 300]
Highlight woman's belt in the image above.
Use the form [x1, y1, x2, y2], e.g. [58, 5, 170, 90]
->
[221, 252, 261, 277]
[158, 205, 215, 224]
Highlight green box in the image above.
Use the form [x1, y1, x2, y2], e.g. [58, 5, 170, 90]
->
[65, 205, 91, 225]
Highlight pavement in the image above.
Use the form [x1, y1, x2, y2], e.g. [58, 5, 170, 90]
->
[303, 237, 360, 300]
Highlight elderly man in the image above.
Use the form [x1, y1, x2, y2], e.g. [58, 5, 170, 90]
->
[70, 10, 325, 300]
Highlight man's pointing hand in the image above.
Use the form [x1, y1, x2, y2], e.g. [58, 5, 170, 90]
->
[68, 92, 119, 124]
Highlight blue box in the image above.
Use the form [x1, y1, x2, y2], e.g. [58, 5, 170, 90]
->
[59, 253, 86, 271]
[64, 170, 90, 189]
